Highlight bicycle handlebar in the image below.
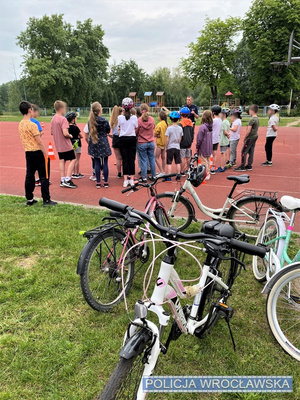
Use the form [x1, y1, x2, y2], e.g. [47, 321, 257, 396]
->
[121, 174, 178, 194]
[99, 197, 267, 258]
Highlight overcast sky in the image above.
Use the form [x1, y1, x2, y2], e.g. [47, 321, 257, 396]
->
[0, 0, 252, 84]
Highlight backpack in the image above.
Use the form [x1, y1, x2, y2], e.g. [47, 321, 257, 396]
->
[179, 123, 194, 149]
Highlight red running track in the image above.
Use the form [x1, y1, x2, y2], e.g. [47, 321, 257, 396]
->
[0, 121, 299, 230]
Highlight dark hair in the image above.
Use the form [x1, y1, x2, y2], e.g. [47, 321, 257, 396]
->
[124, 109, 131, 121]
[136, 107, 142, 118]
[201, 110, 213, 125]
[249, 104, 259, 113]
[170, 117, 179, 123]
[159, 110, 168, 128]
[19, 101, 32, 115]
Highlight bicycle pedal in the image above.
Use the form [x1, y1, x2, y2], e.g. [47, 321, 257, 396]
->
[215, 302, 234, 319]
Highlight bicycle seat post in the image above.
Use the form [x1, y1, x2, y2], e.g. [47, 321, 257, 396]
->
[228, 182, 238, 199]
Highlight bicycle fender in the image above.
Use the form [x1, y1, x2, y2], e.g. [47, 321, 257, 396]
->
[119, 328, 152, 359]
[261, 262, 300, 294]
[160, 192, 197, 222]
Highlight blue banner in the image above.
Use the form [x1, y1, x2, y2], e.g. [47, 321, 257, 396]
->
[143, 376, 293, 393]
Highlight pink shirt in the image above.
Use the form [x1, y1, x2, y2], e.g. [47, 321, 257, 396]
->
[51, 114, 73, 153]
[136, 116, 155, 144]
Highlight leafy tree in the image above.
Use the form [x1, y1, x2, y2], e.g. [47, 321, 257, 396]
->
[17, 14, 109, 107]
[182, 17, 241, 99]
[243, 0, 300, 104]
[231, 39, 253, 104]
[0, 83, 10, 111]
[8, 81, 23, 112]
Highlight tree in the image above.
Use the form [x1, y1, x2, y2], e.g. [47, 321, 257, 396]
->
[231, 39, 253, 104]
[182, 17, 241, 99]
[243, 0, 300, 104]
[17, 14, 109, 107]
[0, 83, 10, 112]
[8, 81, 23, 112]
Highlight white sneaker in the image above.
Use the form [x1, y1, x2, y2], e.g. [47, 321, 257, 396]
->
[129, 179, 135, 186]
[156, 172, 164, 178]
[123, 180, 129, 188]
[89, 175, 96, 181]
[205, 175, 211, 181]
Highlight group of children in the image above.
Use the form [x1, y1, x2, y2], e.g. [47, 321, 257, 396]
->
[18, 97, 280, 205]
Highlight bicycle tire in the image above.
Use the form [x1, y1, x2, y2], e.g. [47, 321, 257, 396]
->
[266, 263, 300, 361]
[80, 229, 135, 312]
[227, 196, 282, 238]
[252, 217, 280, 282]
[155, 192, 195, 231]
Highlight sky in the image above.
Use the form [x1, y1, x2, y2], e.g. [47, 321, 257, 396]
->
[0, 0, 252, 84]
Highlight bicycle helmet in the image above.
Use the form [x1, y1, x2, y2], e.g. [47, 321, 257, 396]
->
[122, 97, 134, 110]
[268, 104, 280, 112]
[65, 111, 77, 122]
[180, 106, 190, 115]
[169, 111, 180, 120]
[211, 105, 222, 115]
[189, 165, 207, 187]
[231, 108, 243, 118]
[221, 108, 231, 117]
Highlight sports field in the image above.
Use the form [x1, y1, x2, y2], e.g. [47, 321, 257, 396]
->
[0, 121, 299, 230]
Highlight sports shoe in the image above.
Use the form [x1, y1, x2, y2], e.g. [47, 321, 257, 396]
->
[245, 165, 253, 171]
[72, 174, 79, 179]
[138, 178, 147, 183]
[261, 161, 273, 167]
[117, 172, 123, 179]
[123, 180, 129, 188]
[234, 165, 246, 172]
[77, 173, 85, 178]
[60, 181, 65, 187]
[210, 168, 216, 175]
[129, 179, 135, 186]
[43, 200, 57, 207]
[63, 180, 77, 189]
[205, 175, 211, 181]
[35, 179, 41, 187]
[89, 175, 96, 181]
[156, 172, 164, 178]
[26, 199, 38, 206]
[103, 182, 109, 188]
[180, 172, 186, 177]
[96, 183, 101, 189]
[148, 176, 155, 181]
[215, 167, 225, 173]
[232, 162, 237, 167]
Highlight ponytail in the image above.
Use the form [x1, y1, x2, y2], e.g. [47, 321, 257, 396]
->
[159, 110, 168, 128]
[89, 102, 102, 144]
[124, 109, 131, 121]
[140, 103, 149, 122]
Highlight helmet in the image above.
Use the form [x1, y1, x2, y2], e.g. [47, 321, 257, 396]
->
[169, 111, 180, 120]
[231, 108, 243, 117]
[65, 111, 77, 122]
[268, 104, 280, 112]
[122, 97, 134, 109]
[221, 108, 230, 116]
[189, 165, 207, 187]
[211, 105, 222, 115]
[180, 106, 190, 115]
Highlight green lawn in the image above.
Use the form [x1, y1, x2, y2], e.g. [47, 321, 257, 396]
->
[0, 195, 299, 400]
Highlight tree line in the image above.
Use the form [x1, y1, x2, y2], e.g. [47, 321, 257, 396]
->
[0, 0, 299, 112]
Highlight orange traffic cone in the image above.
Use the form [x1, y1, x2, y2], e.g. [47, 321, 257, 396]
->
[210, 155, 214, 170]
[41, 121, 45, 128]
[48, 142, 56, 160]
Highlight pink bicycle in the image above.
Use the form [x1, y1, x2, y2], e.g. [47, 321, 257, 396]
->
[77, 174, 177, 311]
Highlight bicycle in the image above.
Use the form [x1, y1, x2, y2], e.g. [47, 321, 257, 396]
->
[155, 154, 283, 237]
[77, 174, 177, 312]
[97, 197, 267, 400]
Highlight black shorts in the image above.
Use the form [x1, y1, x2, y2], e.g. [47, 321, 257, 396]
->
[112, 135, 120, 149]
[213, 143, 219, 151]
[58, 150, 76, 161]
[167, 148, 181, 165]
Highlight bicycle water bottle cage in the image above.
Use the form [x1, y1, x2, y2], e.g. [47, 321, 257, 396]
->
[202, 221, 235, 239]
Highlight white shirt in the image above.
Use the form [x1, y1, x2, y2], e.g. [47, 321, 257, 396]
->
[83, 123, 89, 134]
[212, 117, 222, 144]
[229, 119, 242, 141]
[267, 114, 279, 137]
[118, 115, 138, 137]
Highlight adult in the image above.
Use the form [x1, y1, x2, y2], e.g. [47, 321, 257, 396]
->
[184, 96, 199, 132]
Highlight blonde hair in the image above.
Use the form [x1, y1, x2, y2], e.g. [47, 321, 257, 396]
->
[54, 100, 66, 111]
[110, 105, 122, 129]
[89, 102, 102, 144]
[140, 103, 149, 122]
[130, 108, 136, 116]
[201, 110, 213, 125]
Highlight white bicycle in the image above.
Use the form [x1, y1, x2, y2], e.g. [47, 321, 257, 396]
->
[97, 197, 267, 400]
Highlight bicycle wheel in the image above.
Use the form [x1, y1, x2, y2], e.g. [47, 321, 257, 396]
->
[79, 229, 135, 312]
[266, 264, 300, 361]
[155, 192, 194, 231]
[227, 197, 282, 238]
[252, 217, 280, 282]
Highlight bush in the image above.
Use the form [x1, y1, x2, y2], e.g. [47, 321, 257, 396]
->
[280, 107, 300, 117]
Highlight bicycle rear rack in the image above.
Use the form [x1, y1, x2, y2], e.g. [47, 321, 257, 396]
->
[233, 190, 278, 201]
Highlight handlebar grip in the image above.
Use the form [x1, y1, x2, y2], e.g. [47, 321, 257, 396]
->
[230, 238, 267, 258]
[99, 197, 129, 213]
[121, 186, 134, 194]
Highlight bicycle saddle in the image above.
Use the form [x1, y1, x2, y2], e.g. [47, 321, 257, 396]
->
[227, 174, 250, 184]
[280, 195, 300, 211]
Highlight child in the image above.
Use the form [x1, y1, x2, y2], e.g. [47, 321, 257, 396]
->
[179, 107, 194, 175]
[228, 109, 242, 167]
[110, 105, 123, 178]
[118, 98, 138, 187]
[196, 110, 213, 181]
[30, 104, 44, 187]
[211, 105, 222, 174]
[262, 104, 280, 166]
[136, 103, 156, 182]
[235, 104, 259, 171]
[18, 101, 56, 206]
[85, 102, 111, 188]
[154, 110, 168, 175]
[51, 100, 77, 188]
[216, 108, 230, 172]
[65, 112, 85, 179]
[164, 111, 183, 181]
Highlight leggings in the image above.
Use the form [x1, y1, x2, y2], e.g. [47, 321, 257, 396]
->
[119, 136, 137, 176]
[94, 157, 109, 183]
[265, 137, 276, 162]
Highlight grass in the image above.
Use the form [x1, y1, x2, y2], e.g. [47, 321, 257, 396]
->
[0, 114, 300, 128]
[0, 195, 299, 400]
